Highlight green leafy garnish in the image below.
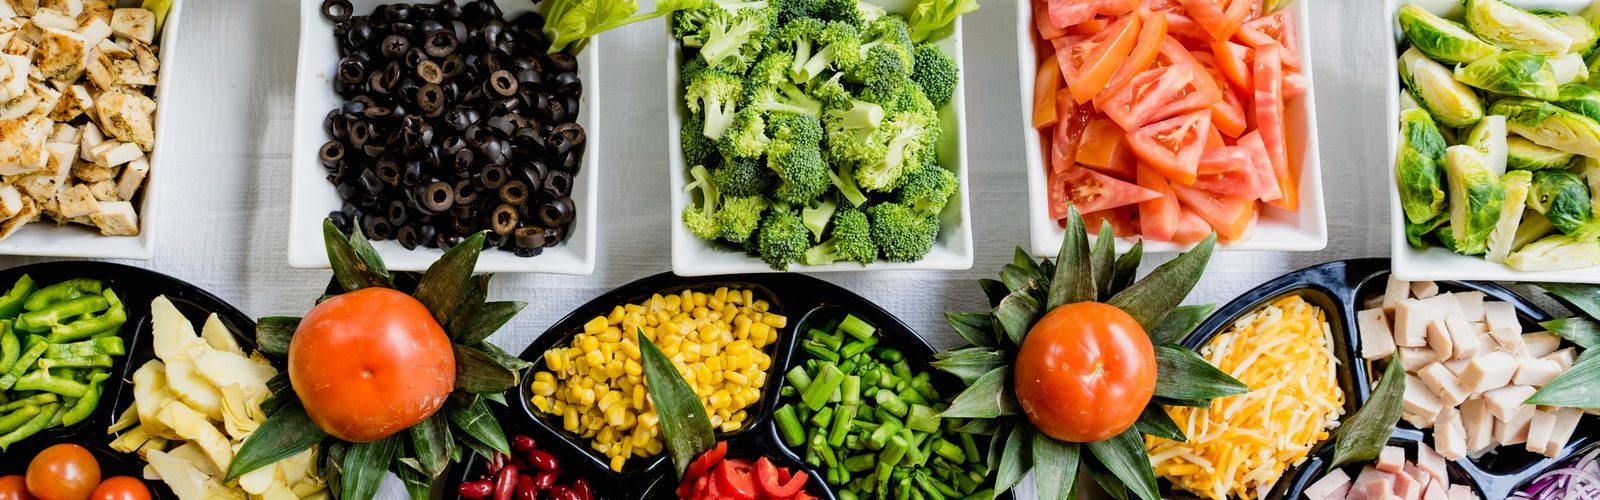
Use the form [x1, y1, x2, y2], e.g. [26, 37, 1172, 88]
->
[638, 328, 716, 477]
[906, 0, 978, 43]
[1328, 354, 1405, 470]
[544, 0, 707, 54]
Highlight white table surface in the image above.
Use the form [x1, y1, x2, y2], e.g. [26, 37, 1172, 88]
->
[0, 0, 1396, 496]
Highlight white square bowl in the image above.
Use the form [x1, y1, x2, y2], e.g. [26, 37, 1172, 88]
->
[1386, 0, 1600, 283]
[667, 1, 973, 276]
[1017, 0, 1327, 257]
[288, 0, 598, 274]
[0, 0, 186, 260]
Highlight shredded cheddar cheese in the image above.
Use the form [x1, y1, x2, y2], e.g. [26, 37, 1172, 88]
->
[1146, 296, 1346, 500]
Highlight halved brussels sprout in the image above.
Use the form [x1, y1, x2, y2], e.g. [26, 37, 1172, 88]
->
[1400, 4, 1502, 64]
[1444, 145, 1505, 255]
[1454, 51, 1558, 100]
[1533, 9, 1600, 56]
[1506, 135, 1575, 170]
[1490, 97, 1600, 157]
[1506, 234, 1600, 271]
[1401, 47, 1486, 128]
[1466, 0, 1574, 56]
[1464, 115, 1509, 176]
[1529, 169, 1592, 240]
[1407, 215, 1447, 248]
[1550, 53, 1590, 84]
[1398, 108, 1448, 225]
[1515, 209, 1557, 250]
[1554, 83, 1600, 121]
[1488, 169, 1533, 263]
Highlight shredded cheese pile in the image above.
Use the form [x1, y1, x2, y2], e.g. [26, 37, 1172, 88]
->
[1145, 296, 1346, 500]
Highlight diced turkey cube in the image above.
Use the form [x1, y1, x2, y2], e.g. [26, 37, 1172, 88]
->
[1443, 358, 1469, 375]
[1495, 404, 1536, 446]
[1416, 444, 1448, 486]
[1352, 467, 1396, 500]
[0, 115, 51, 174]
[1303, 469, 1352, 500]
[115, 154, 144, 200]
[1412, 281, 1440, 299]
[56, 183, 95, 218]
[1361, 308, 1397, 360]
[1542, 407, 1583, 458]
[1405, 373, 1445, 426]
[48, 123, 73, 143]
[46, 84, 89, 122]
[1426, 318, 1455, 361]
[86, 179, 115, 201]
[1541, 348, 1576, 371]
[48, 0, 84, 17]
[1483, 385, 1536, 422]
[87, 199, 135, 235]
[1526, 409, 1558, 456]
[1421, 479, 1448, 500]
[1513, 358, 1563, 386]
[1458, 397, 1494, 455]
[1418, 363, 1470, 407]
[94, 91, 153, 151]
[1401, 347, 1438, 373]
[1483, 302, 1520, 335]
[1444, 313, 1483, 360]
[1454, 292, 1485, 322]
[1523, 332, 1561, 358]
[1385, 276, 1411, 312]
[1395, 298, 1435, 347]
[1377, 446, 1406, 473]
[1435, 408, 1468, 460]
[109, 8, 154, 44]
[71, 161, 114, 182]
[1459, 351, 1518, 394]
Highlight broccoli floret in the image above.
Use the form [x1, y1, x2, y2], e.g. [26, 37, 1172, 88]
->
[822, 99, 887, 164]
[699, 7, 773, 74]
[866, 202, 938, 262]
[827, 164, 869, 207]
[806, 72, 852, 108]
[769, 142, 829, 204]
[749, 51, 796, 87]
[910, 44, 958, 108]
[681, 113, 720, 168]
[718, 195, 769, 243]
[720, 108, 771, 158]
[682, 164, 722, 240]
[687, 70, 744, 139]
[796, 21, 862, 82]
[713, 156, 774, 197]
[897, 162, 957, 216]
[746, 79, 823, 117]
[859, 16, 913, 66]
[847, 42, 910, 95]
[803, 207, 877, 265]
[815, 0, 882, 27]
[802, 196, 837, 241]
[757, 209, 809, 269]
[773, 0, 820, 24]
[856, 109, 937, 191]
[682, 56, 711, 91]
[769, 112, 824, 147]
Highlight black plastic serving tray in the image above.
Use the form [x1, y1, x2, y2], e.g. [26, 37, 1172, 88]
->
[0, 261, 254, 499]
[1172, 258, 1595, 500]
[448, 271, 1011, 500]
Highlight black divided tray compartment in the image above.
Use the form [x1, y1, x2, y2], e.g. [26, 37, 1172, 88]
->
[448, 271, 1010, 500]
[0, 261, 255, 500]
[1173, 258, 1596, 500]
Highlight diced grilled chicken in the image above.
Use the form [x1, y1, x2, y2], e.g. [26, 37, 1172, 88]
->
[86, 198, 133, 235]
[108, 8, 151, 44]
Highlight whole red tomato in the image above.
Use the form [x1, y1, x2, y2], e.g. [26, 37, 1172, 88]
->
[289, 287, 456, 442]
[25, 444, 100, 500]
[0, 475, 31, 500]
[1013, 302, 1156, 442]
[88, 478, 148, 500]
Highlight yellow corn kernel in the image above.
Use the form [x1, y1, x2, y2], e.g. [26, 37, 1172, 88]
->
[584, 349, 605, 369]
[600, 342, 616, 360]
[625, 303, 644, 314]
[624, 359, 643, 377]
[599, 326, 622, 343]
[620, 339, 641, 360]
[584, 316, 608, 334]
[580, 388, 597, 406]
[544, 351, 567, 372]
[724, 370, 749, 387]
[531, 395, 550, 413]
[531, 380, 556, 397]
[609, 455, 626, 472]
[721, 421, 741, 433]
[709, 390, 731, 410]
[606, 406, 626, 427]
[634, 385, 648, 410]
[563, 407, 580, 432]
[743, 290, 754, 306]
[731, 410, 747, 425]
[645, 440, 663, 455]
[762, 314, 787, 328]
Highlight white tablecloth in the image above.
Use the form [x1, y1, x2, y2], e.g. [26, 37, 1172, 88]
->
[0, 0, 1392, 496]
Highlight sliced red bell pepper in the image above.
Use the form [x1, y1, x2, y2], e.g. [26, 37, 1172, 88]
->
[755, 458, 808, 499]
[715, 459, 758, 500]
[686, 441, 728, 482]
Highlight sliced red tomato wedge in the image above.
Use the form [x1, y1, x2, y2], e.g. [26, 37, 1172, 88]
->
[1034, 57, 1063, 128]
[1236, 10, 1300, 69]
[1083, 207, 1138, 236]
[1161, 11, 1209, 45]
[1049, 166, 1161, 218]
[1171, 183, 1254, 241]
[1096, 10, 1168, 105]
[1194, 146, 1266, 199]
[1253, 43, 1296, 210]
[1135, 167, 1179, 241]
[1101, 62, 1216, 131]
[1153, 36, 1202, 69]
[1171, 207, 1213, 244]
[1190, 54, 1249, 137]
[1077, 117, 1135, 179]
[1051, 93, 1093, 174]
[1210, 40, 1251, 91]
[1205, 124, 1225, 147]
[1179, 0, 1249, 41]
[1047, 0, 1138, 31]
[1036, 1, 1069, 39]
[1065, 17, 1108, 35]
[1128, 110, 1211, 185]
[1063, 15, 1142, 103]
[1236, 129, 1282, 202]
[1283, 70, 1308, 99]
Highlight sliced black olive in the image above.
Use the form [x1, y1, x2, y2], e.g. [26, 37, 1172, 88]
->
[561, 149, 582, 171]
[515, 67, 541, 86]
[488, 69, 516, 96]
[345, 18, 375, 48]
[452, 148, 475, 171]
[499, 180, 529, 205]
[319, 141, 344, 167]
[387, 200, 409, 225]
[548, 52, 577, 72]
[417, 223, 438, 246]
[545, 131, 570, 156]
[425, 29, 457, 58]
[374, 159, 401, 186]
[381, 34, 410, 59]
[538, 197, 575, 227]
[382, 3, 410, 22]
[358, 169, 383, 194]
[402, 160, 424, 187]
[337, 56, 367, 84]
[543, 169, 573, 195]
[405, 46, 428, 68]
[347, 120, 372, 146]
[521, 161, 548, 187]
[552, 123, 585, 149]
[514, 226, 547, 249]
[441, 135, 466, 154]
[481, 164, 509, 189]
[454, 179, 479, 205]
[423, 181, 454, 211]
[538, 96, 565, 123]
[396, 224, 419, 249]
[321, 0, 352, 22]
[441, 54, 464, 78]
[477, 138, 508, 165]
[416, 83, 445, 113]
[486, 115, 515, 136]
[513, 246, 542, 257]
[417, 60, 443, 84]
[553, 72, 580, 95]
[490, 204, 517, 235]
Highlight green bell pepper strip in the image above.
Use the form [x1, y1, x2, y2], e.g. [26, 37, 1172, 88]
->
[61, 371, 108, 427]
[0, 275, 34, 319]
[0, 403, 59, 451]
[0, 321, 16, 373]
[0, 393, 57, 413]
[22, 279, 103, 312]
[0, 404, 40, 434]
[44, 336, 124, 358]
[12, 369, 89, 398]
[48, 290, 126, 343]
[37, 356, 114, 370]
[17, 295, 109, 333]
[0, 337, 48, 390]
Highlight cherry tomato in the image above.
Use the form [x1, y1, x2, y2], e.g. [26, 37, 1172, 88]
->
[289, 287, 456, 442]
[1014, 302, 1157, 442]
[87, 478, 148, 500]
[0, 476, 32, 500]
[25, 444, 100, 500]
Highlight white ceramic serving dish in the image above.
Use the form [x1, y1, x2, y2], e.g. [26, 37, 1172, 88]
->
[0, 0, 185, 260]
[666, 0, 973, 276]
[1386, 0, 1599, 283]
[289, 0, 598, 274]
[1018, 0, 1327, 258]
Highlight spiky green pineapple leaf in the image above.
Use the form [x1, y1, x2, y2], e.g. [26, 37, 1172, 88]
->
[1329, 353, 1406, 470]
[1092, 220, 1116, 301]
[445, 275, 491, 339]
[994, 290, 1040, 346]
[1108, 234, 1216, 330]
[395, 461, 436, 500]
[931, 347, 1006, 384]
[413, 231, 487, 326]
[1108, 240, 1143, 294]
[1001, 264, 1041, 293]
[1153, 344, 1249, 401]
[255, 316, 299, 358]
[447, 398, 510, 456]
[1086, 427, 1160, 500]
[408, 412, 453, 477]
[945, 312, 996, 348]
[979, 279, 1010, 307]
[995, 424, 1032, 495]
[1536, 283, 1600, 322]
[457, 301, 527, 346]
[342, 434, 400, 500]
[1013, 247, 1047, 284]
[347, 224, 393, 288]
[226, 400, 328, 480]
[940, 366, 1018, 418]
[1086, 456, 1131, 500]
[1135, 404, 1185, 442]
[1148, 304, 1216, 345]
[324, 219, 390, 293]
[1047, 208, 1095, 309]
[453, 344, 519, 394]
[1032, 433, 1080, 500]
[1540, 317, 1600, 349]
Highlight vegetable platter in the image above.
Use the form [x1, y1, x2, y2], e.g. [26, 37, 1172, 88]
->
[1190, 258, 1598, 500]
[1018, 0, 1327, 257]
[288, 0, 600, 274]
[444, 271, 1007, 500]
[0, 260, 256, 500]
[1386, 0, 1600, 282]
[666, 0, 974, 275]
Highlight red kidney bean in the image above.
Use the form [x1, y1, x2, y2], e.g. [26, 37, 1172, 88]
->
[494, 465, 519, 500]
[572, 478, 592, 500]
[528, 449, 559, 471]
[511, 435, 537, 454]
[531, 470, 557, 491]
[549, 486, 578, 500]
[515, 474, 536, 500]
[511, 457, 531, 472]
[458, 480, 493, 499]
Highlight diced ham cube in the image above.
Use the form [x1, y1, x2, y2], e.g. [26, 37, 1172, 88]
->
[1360, 308, 1397, 360]
[1482, 385, 1536, 422]
[1524, 332, 1561, 358]
[1426, 318, 1455, 361]
[1303, 469, 1352, 500]
[1377, 446, 1406, 473]
[1495, 405, 1537, 446]
[1352, 466, 1397, 500]
[1541, 347, 1576, 371]
[1395, 299, 1434, 347]
[1542, 407, 1583, 458]
[1421, 479, 1449, 500]
[1435, 408, 1468, 460]
[1416, 444, 1448, 486]
[1412, 281, 1440, 299]
[1527, 409, 1558, 456]
[1454, 292, 1485, 322]
[1458, 397, 1494, 455]
[1404, 374, 1446, 426]
[1513, 358, 1562, 386]
[1418, 363, 1470, 407]
[1459, 352, 1518, 394]
[1444, 313, 1483, 360]
[1392, 466, 1422, 500]
[1385, 276, 1411, 313]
